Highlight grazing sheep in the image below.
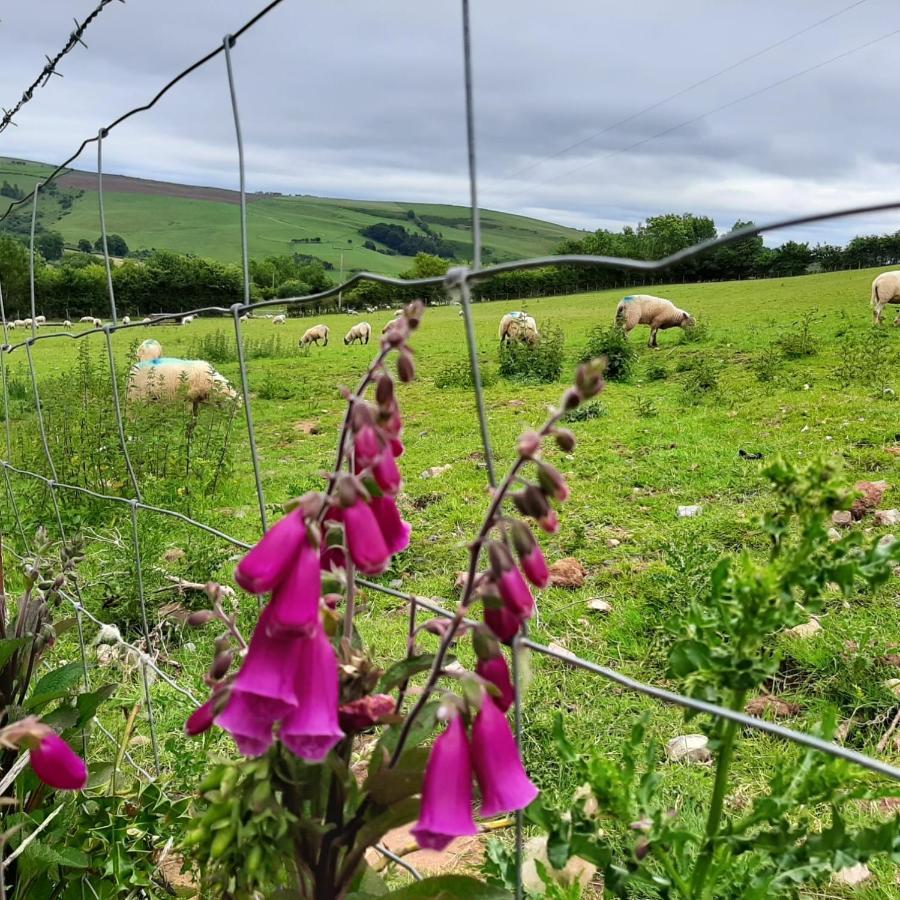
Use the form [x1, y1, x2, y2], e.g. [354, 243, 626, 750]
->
[12, 320, 24, 328]
[181, 315, 195, 326]
[92, 317, 102, 327]
[300, 324, 329, 348]
[240, 314, 249, 323]
[63, 320, 72, 328]
[344, 322, 372, 345]
[615, 294, 695, 349]
[23, 318, 34, 329]
[127, 341, 238, 412]
[272, 314, 286, 325]
[35, 315, 46, 325]
[6, 321, 15, 330]
[122, 316, 131, 325]
[141, 317, 151, 324]
[79, 316, 94, 323]
[499, 312, 539, 345]
[871, 271, 900, 325]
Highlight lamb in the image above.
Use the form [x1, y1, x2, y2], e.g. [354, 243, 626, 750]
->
[344, 322, 372, 345]
[499, 312, 539, 345]
[240, 314, 250, 323]
[871, 271, 900, 325]
[92, 318, 102, 327]
[141, 317, 151, 324]
[127, 340, 239, 412]
[300, 324, 329, 348]
[122, 316, 131, 325]
[614, 294, 695, 349]
[272, 314, 286, 325]
[6, 321, 15, 330]
[181, 315, 195, 326]
[62, 320, 72, 328]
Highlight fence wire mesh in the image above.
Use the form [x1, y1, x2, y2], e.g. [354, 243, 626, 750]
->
[0, 0, 898, 893]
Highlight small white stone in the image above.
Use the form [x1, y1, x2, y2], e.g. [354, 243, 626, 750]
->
[825, 435, 833, 442]
[587, 598, 612, 614]
[832, 863, 872, 887]
[420, 464, 452, 479]
[803, 383, 810, 390]
[879, 534, 897, 550]
[832, 510, 853, 526]
[548, 642, 578, 664]
[801, 425, 809, 433]
[875, 509, 900, 526]
[665, 734, 711, 764]
[606, 538, 621, 548]
[827, 527, 841, 542]
[677, 504, 702, 518]
[884, 678, 900, 698]
[184, 642, 196, 653]
[785, 617, 822, 639]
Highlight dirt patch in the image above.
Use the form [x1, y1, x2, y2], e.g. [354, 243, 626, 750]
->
[366, 824, 484, 877]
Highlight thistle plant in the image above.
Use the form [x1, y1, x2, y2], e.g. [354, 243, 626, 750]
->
[184, 300, 605, 898]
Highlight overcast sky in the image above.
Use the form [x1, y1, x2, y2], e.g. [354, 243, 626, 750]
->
[1, 0, 899, 246]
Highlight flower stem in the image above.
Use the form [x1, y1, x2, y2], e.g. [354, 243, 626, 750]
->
[690, 690, 746, 898]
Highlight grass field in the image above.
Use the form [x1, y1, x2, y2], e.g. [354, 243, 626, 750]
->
[2, 263, 900, 894]
[0, 157, 582, 274]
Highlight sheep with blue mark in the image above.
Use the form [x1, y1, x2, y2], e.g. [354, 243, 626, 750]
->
[126, 339, 239, 414]
[615, 294, 695, 349]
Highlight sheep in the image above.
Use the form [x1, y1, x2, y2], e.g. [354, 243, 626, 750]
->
[615, 294, 695, 349]
[871, 271, 900, 326]
[23, 318, 34, 328]
[240, 314, 249, 323]
[35, 315, 46, 325]
[79, 316, 94, 323]
[141, 317, 151, 324]
[12, 320, 24, 328]
[6, 321, 15, 330]
[300, 324, 329, 348]
[272, 314, 286, 325]
[92, 318, 102, 327]
[181, 315, 195, 326]
[499, 311, 539, 345]
[127, 340, 239, 413]
[62, 320, 72, 328]
[344, 322, 372, 346]
[122, 316, 131, 325]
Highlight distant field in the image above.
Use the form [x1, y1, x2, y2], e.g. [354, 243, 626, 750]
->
[0, 157, 583, 274]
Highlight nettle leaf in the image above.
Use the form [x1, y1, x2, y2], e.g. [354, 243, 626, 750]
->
[379, 654, 449, 693]
[383, 875, 512, 898]
[21, 839, 89, 869]
[668, 639, 711, 678]
[364, 746, 428, 806]
[75, 683, 117, 726]
[25, 661, 85, 710]
[86, 762, 115, 789]
[41, 705, 80, 730]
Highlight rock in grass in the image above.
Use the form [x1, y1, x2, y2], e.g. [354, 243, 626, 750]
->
[163, 547, 185, 563]
[785, 617, 821, 639]
[420, 464, 452, 479]
[875, 509, 900, 526]
[851, 480, 890, 519]
[745, 695, 800, 718]
[548, 642, 579, 664]
[832, 863, 872, 887]
[548, 558, 587, 588]
[587, 598, 612, 614]
[665, 734, 711, 764]
[677, 504, 702, 518]
[831, 510, 853, 526]
[884, 678, 900, 698]
[827, 527, 842, 542]
[606, 538, 621, 548]
[521, 836, 597, 894]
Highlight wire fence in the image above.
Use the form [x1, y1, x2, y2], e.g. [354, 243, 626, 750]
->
[0, 0, 899, 894]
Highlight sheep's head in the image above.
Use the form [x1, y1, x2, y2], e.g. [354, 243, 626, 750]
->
[137, 339, 162, 361]
[343, 335, 350, 345]
[681, 311, 696, 328]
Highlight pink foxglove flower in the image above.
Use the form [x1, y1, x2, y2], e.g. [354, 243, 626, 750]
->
[390, 437, 404, 457]
[483, 604, 521, 644]
[228, 605, 298, 718]
[235, 509, 307, 594]
[412, 714, 478, 851]
[472, 697, 538, 817]
[353, 424, 382, 469]
[215, 689, 277, 757]
[372, 452, 402, 495]
[476, 655, 514, 713]
[343, 500, 391, 575]
[185, 695, 218, 736]
[370, 495, 411, 555]
[29, 733, 87, 791]
[280, 629, 344, 761]
[269, 537, 321, 636]
[538, 509, 559, 534]
[496, 565, 535, 620]
[519, 543, 549, 589]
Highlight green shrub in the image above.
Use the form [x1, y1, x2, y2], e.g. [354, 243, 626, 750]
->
[644, 361, 668, 381]
[777, 310, 819, 359]
[186, 329, 295, 364]
[498, 322, 565, 384]
[681, 357, 720, 401]
[750, 344, 783, 383]
[674, 356, 697, 373]
[678, 317, 709, 344]
[579, 325, 636, 382]
[635, 396, 658, 418]
[434, 358, 497, 390]
[563, 399, 607, 422]
[835, 327, 896, 388]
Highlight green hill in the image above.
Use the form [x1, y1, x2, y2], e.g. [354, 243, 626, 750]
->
[0, 157, 584, 275]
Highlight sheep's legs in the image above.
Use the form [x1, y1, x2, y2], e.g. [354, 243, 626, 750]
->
[648, 328, 659, 349]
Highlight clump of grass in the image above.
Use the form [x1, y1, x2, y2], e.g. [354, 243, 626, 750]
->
[434, 359, 497, 390]
[635, 397, 658, 419]
[579, 325, 636, 382]
[681, 357, 720, 402]
[750, 344, 783, 383]
[674, 356, 697, 374]
[678, 317, 709, 344]
[498, 323, 565, 384]
[644, 362, 668, 382]
[777, 310, 819, 359]
[187, 329, 295, 363]
[835, 328, 895, 389]
[563, 399, 607, 422]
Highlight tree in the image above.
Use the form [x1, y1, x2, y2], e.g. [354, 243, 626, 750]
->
[35, 231, 64, 261]
[0, 236, 31, 312]
[77, 238, 92, 253]
[94, 234, 128, 257]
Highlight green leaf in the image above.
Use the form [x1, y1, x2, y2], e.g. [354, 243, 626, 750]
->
[384, 875, 512, 898]
[0, 637, 30, 669]
[347, 864, 389, 898]
[551, 713, 577, 764]
[369, 702, 440, 781]
[20, 839, 89, 869]
[86, 762, 115, 789]
[379, 654, 447, 693]
[41, 705, 79, 730]
[25, 661, 86, 710]
[75, 684, 117, 726]
[356, 797, 420, 850]
[364, 746, 428, 806]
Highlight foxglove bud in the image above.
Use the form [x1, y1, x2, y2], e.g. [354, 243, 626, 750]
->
[188, 610, 216, 627]
[404, 299, 425, 329]
[537, 463, 570, 502]
[376, 373, 394, 407]
[561, 388, 581, 411]
[511, 484, 551, 520]
[517, 430, 542, 458]
[575, 359, 605, 398]
[210, 651, 233, 680]
[553, 428, 576, 452]
[397, 348, 415, 383]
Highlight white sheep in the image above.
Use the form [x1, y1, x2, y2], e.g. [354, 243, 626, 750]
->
[142, 317, 152, 324]
[240, 314, 249, 323]
[499, 312, 539, 345]
[871, 271, 900, 326]
[615, 294, 695, 349]
[35, 315, 46, 325]
[300, 324, 329, 348]
[272, 314, 286, 325]
[6, 321, 15, 330]
[12, 320, 24, 328]
[79, 316, 94, 323]
[23, 318, 34, 328]
[122, 316, 131, 325]
[62, 319, 72, 328]
[344, 322, 372, 345]
[127, 340, 239, 412]
[181, 315, 195, 326]
[92, 317, 102, 327]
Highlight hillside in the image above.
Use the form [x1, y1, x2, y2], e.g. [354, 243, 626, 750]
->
[0, 157, 583, 275]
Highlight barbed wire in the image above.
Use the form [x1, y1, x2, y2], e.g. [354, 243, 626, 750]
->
[0, 0, 898, 895]
[0, 0, 125, 136]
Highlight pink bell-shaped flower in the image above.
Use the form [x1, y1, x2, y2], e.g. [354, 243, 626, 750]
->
[471, 697, 537, 817]
[215, 689, 277, 757]
[369, 495, 411, 555]
[483, 604, 521, 644]
[496, 565, 535, 620]
[412, 714, 478, 851]
[353, 424, 382, 469]
[344, 500, 391, 575]
[280, 629, 344, 762]
[269, 538, 321, 636]
[476, 655, 515, 713]
[372, 452, 402, 495]
[235, 509, 307, 594]
[29, 733, 87, 791]
[185, 695, 217, 736]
